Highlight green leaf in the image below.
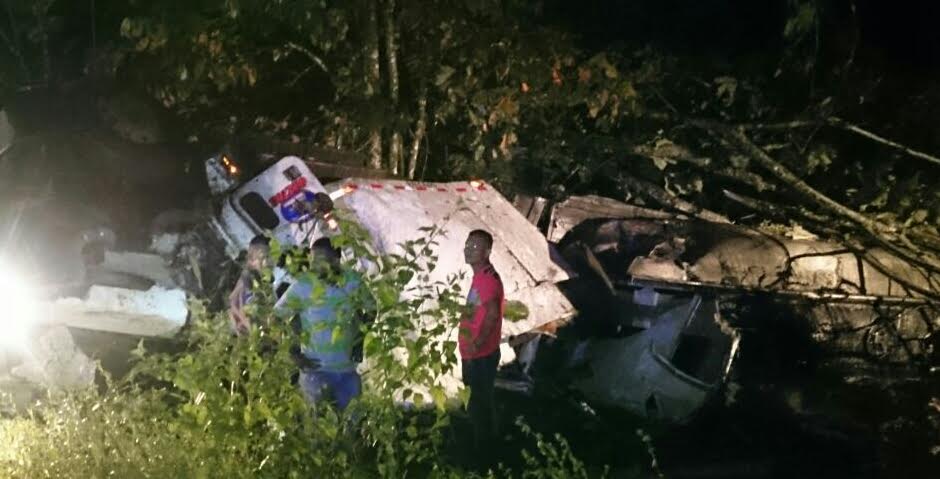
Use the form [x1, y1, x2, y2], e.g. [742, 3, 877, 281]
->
[714, 76, 737, 107]
[430, 386, 447, 411]
[504, 300, 530, 322]
[784, 2, 817, 39]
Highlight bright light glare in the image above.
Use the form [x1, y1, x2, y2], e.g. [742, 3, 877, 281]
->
[0, 263, 40, 352]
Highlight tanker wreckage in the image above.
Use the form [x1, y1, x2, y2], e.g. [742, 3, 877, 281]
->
[508, 195, 939, 421]
[1, 146, 937, 422]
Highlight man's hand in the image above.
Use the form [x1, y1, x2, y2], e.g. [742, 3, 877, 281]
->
[290, 345, 321, 370]
[229, 309, 250, 336]
[229, 278, 251, 335]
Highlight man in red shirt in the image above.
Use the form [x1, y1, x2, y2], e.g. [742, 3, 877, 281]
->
[459, 229, 504, 458]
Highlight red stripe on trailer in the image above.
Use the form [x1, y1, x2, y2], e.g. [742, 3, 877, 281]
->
[341, 181, 487, 194]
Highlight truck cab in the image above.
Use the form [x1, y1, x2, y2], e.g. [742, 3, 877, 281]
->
[205, 154, 329, 259]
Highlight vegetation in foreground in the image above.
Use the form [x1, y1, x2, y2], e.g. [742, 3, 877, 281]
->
[0, 218, 631, 478]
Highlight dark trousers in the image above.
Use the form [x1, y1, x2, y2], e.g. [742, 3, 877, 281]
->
[461, 349, 500, 455]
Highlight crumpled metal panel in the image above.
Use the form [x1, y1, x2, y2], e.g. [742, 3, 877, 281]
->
[570, 294, 736, 423]
[10, 325, 96, 391]
[805, 302, 938, 365]
[551, 196, 939, 299]
[547, 195, 673, 243]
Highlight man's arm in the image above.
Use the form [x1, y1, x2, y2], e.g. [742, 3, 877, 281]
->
[273, 281, 321, 370]
[228, 278, 249, 334]
[472, 297, 501, 352]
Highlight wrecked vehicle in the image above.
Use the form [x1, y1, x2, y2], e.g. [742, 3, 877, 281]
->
[505, 194, 939, 423]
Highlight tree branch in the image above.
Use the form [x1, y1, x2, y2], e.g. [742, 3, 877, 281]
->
[284, 42, 329, 74]
[630, 144, 777, 192]
[0, 0, 29, 81]
[908, 227, 940, 255]
[739, 116, 940, 168]
[618, 174, 730, 224]
[738, 120, 818, 130]
[827, 116, 940, 167]
[693, 119, 940, 274]
[722, 189, 830, 225]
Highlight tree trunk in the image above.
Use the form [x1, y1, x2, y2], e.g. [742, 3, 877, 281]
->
[1, 0, 28, 82]
[364, 0, 383, 169]
[383, 0, 402, 175]
[407, 86, 428, 179]
[34, 2, 51, 85]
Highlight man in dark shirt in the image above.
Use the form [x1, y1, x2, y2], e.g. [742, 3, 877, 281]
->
[228, 235, 271, 335]
[459, 229, 504, 460]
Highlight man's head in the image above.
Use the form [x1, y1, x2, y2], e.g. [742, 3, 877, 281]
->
[311, 237, 341, 277]
[464, 229, 493, 266]
[246, 234, 271, 272]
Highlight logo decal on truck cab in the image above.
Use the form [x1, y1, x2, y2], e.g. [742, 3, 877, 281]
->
[268, 177, 308, 206]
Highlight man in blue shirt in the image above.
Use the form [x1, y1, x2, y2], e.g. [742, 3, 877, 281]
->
[274, 238, 367, 411]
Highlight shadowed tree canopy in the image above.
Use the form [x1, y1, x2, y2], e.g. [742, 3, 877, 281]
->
[1, 0, 939, 297]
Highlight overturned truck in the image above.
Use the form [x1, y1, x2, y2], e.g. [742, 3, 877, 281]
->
[136, 155, 746, 420]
